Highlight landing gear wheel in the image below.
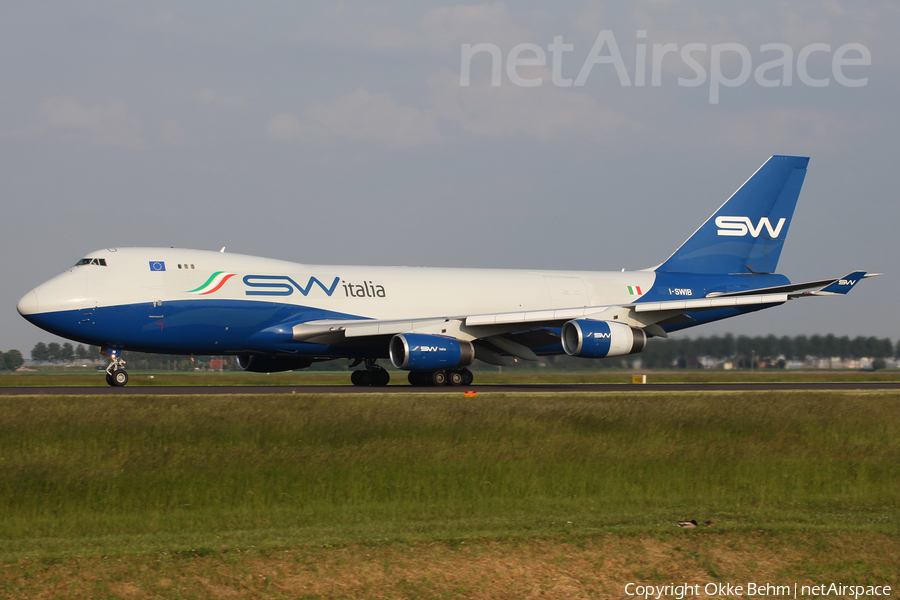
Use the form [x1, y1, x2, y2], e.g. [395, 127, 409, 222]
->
[430, 370, 448, 386]
[350, 359, 391, 387]
[372, 368, 390, 386]
[107, 369, 129, 387]
[461, 369, 474, 386]
[104, 352, 128, 387]
[448, 370, 464, 386]
[408, 371, 428, 387]
[351, 370, 373, 386]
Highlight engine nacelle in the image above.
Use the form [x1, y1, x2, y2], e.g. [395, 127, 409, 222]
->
[561, 320, 647, 358]
[390, 333, 475, 371]
[237, 354, 313, 372]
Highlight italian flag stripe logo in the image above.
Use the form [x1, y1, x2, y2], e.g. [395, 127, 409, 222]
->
[628, 285, 643, 296]
[186, 271, 237, 295]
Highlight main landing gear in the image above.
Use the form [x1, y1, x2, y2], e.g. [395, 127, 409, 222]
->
[104, 352, 129, 387]
[349, 359, 391, 387]
[348, 361, 475, 387]
[407, 368, 474, 387]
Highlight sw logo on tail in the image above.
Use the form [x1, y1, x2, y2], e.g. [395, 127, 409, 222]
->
[715, 216, 787, 238]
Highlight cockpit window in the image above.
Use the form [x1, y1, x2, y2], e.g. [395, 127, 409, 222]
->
[75, 258, 107, 267]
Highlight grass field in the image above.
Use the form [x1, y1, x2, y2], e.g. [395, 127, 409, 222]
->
[2, 367, 899, 387]
[1, 390, 898, 598]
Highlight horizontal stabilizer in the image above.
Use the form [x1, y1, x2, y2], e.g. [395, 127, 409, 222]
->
[801, 270, 869, 296]
[706, 271, 872, 299]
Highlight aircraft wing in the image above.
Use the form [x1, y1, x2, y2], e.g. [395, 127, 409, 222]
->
[464, 292, 793, 339]
[288, 292, 790, 345]
[276, 271, 873, 359]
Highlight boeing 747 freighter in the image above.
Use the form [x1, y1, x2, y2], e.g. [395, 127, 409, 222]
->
[18, 156, 873, 386]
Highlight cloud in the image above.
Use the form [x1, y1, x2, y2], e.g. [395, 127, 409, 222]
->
[268, 88, 442, 147]
[266, 114, 305, 140]
[416, 3, 532, 50]
[268, 72, 638, 148]
[776, 0, 898, 66]
[629, 1, 743, 46]
[429, 69, 639, 142]
[27, 96, 147, 149]
[305, 88, 442, 146]
[305, 2, 531, 51]
[716, 107, 861, 151]
[160, 119, 187, 145]
[627, 0, 893, 57]
[571, 6, 608, 35]
[196, 88, 246, 110]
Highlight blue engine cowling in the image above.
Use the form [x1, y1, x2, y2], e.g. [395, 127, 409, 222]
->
[389, 333, 475, 371]
[561, 320, 647, 358]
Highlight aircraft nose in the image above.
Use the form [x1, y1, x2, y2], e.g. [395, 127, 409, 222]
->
[17, 290, 39, 316]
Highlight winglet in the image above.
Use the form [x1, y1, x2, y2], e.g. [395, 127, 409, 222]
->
[812, 270, 867, 295]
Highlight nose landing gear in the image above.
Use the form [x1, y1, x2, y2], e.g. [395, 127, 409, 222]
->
[104, 349, 129, 387]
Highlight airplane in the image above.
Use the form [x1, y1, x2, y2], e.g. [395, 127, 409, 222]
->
[17, 155, 875, 387]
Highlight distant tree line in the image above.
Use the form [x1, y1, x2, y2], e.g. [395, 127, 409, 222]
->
[0, 349, 25, 371]
[4, 333, 899, 373]
[29, 342, 98, 363]
[26, 343, 213, 371]
[639, 334, 896, 370]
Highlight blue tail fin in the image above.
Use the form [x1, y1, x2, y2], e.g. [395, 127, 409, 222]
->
[656, 155, 809, 274]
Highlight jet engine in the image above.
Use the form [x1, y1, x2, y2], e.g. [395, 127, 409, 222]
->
[389, 333, 475, 371]
[237, 354, 313, 372]
[561, 320, 647, 358]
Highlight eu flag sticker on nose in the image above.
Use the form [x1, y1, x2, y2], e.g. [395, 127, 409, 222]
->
[149, 261, 166, 272]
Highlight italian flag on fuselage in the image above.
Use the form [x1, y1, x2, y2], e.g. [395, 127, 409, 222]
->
[186, 272, 237, 295]
[627, 285, 643, 296]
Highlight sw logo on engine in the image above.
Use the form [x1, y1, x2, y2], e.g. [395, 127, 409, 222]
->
[715, 216, 786, 238]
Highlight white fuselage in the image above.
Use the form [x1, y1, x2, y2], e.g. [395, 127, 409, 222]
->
[17, 247, 662, 358]
[22, 247, 657, 321]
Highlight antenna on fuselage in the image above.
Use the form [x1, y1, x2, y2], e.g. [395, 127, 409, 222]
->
[220, 247, 226, 253]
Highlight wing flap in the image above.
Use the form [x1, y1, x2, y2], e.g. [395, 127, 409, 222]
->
[633, 293, 789, 313]
[293, 318, 450, 341]
[467, 307, 591, 326]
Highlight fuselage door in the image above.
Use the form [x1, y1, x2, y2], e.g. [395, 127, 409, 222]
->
[148, 285, 166, 331]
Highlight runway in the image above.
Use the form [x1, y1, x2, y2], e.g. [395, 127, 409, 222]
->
[2, 381, 899, 395]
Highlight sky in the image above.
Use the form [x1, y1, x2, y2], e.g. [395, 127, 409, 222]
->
[2, 1, 898, 354]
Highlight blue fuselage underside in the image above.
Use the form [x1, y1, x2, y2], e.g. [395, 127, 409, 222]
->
[25, 300, 376, 357]
[24, 291, 784, 359]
